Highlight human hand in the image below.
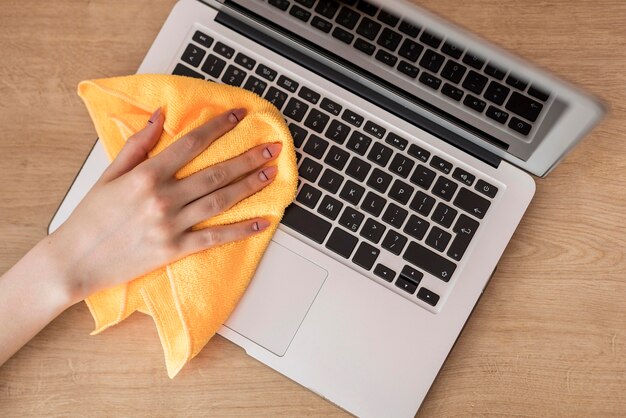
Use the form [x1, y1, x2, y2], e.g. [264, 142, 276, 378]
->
[45, 107, 282, 305]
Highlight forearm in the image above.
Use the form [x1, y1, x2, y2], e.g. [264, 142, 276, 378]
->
[0, 236, 74, 366]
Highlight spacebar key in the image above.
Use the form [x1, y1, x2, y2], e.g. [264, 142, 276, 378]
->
[281, 204, 332, 244]
[403, 242, 456, 282]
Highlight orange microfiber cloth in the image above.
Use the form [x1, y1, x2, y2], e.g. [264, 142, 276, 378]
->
[77, 74, 298, 378]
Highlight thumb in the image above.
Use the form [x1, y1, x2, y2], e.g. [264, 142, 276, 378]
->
[99, 108, 164, 183]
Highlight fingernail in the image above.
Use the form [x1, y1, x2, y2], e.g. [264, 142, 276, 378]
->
[148, 107, 161, 125]
[259, 165, 278, 182]
[262, 143, 282, 159]
[228, 108, 247, 124]
[252, 219, 270, 232]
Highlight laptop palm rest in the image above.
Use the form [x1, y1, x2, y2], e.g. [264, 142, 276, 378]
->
[223, 240, 327, 356]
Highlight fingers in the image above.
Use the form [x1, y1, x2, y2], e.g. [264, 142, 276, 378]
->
[99, 108, 164, 184]
[175, 142, 282, 204]
[148, 108, 246, 178]
[177, 165, 278, 229]
[178, 217, 270, 255]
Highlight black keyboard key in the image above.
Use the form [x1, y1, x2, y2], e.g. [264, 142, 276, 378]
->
[234, 52, 256, 70]
[377, 27, 403, 52]
[288, 124, 308, 148]
[506, 92, 543, 122]
[453, 187, 490, 219]
[462, 51, 485, 70]
[265, 87, 288, 110]
[452, 167, 475, 187]
[326, 227, 358, 258]
[398, 60, 419, 78]
[277, 75, 299, 93]
[299, 157, 323, 182]
[410, 191, 435, 217]
[506, 73, 528, 91]
[419, 30, 442, 48]
[269, 0, 290, 11]
[320, 97, 342, 116]
[354, 38, 376, 55]
[410, 164, 437, 190]
[377, 9, 399, 26]
[336, 6, 360, 29]
[441, 83, 464, 102]
[296, 151, 302, 162]
[484, 63, 507, 80]
[346, 131, 372, 156]
[441, 41, 463, 59]
[284, 97, 309, 122]
[318, 195, 343, 220]
[221, 65, 246, 87]
[419, 49, 445, 73]
[528, 84, 550, 102]
[374, 264, 396, 282]
[417, 287, 440, 306]
[463, 94, 486, 113]
[484, 81, 510, 106]
[367, 142, 393, 167]
[181, 44, 206, 68]
[509, 116, 532, 136]
[352, 242, 380, 271]
[201, 54, 226, 78]
[192, 31, 214, 48]
[332, 26, 355, 44]
[304, 108, 330, 133]
[395, 276, 418, 294]
[362, 191, 387, 217]
[295, 0, 315, 8]
[282, 204, 331, 244]
[316, 0, 340, 19]
[419, 72, 442, 90]
[432, 176, 458, 201]
[398, 20, 420, 37]
[299, 86, 321, 105]
[243, 75, 268, 96]
[375, 49, 397, 67]
[404, 214, 429, 240]
[447, 213, 479, 261]
[256, 64, 278, 81]
[364, 121, 386, 140]
[319, 168, 344, 194]
[440, 60, 467, 84]
[339, 206, 365, 232]
[214, 41, 235, 59]
[388, 180, 414, 205]
[296, 183, 322, 208]
[356, 0, 378, 16]
[367, 168, 392, 193]
[407, 144, 430, 162]
[389, 154, 415, 178]
[325, 119, 351, 144]
[475, 179, 498, 198]
[360, 218, 386, 243]
[290, 4, 311, 21]
[430, 155, 452, 174]
[382, 203, 408, 229]
[382, 230, 408, 256]
[342, 109, 365, 127]
[462, 70, 488, 95]
[486, 106, 509, 124]
[303, 134, 329, 159]
[325, 145, 350, 170]
[398, 38, 423, 62]
[404, 241, 456, 282]
[173, 64, 204, 79]
[340, 180, 365, 206]
[345, 157, 371, 181]
[311, 15, 333, 33]
[357, 17, 382, 40]
[400, 265, 423, 285]
[431, 202, 458, 228]
[385, 132, 408, 151]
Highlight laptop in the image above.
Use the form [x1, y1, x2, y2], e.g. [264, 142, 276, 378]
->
[49, 0, 605, 416]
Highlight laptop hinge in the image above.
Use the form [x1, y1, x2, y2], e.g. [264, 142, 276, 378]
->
[216, 3, 502, 169]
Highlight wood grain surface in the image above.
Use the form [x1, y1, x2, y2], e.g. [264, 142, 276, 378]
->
[0, 1, 624, 416]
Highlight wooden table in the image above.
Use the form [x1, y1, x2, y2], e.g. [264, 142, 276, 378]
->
[1, 1, 624, 416]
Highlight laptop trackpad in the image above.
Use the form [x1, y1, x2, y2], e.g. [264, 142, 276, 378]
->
[224, 240, 327, 356]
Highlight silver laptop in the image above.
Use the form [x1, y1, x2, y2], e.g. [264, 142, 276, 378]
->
[49, 0, 605, 416]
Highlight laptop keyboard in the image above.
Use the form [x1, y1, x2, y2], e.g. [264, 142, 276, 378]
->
[262, 0, 551, 138]
[173, 27, 500, 312]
